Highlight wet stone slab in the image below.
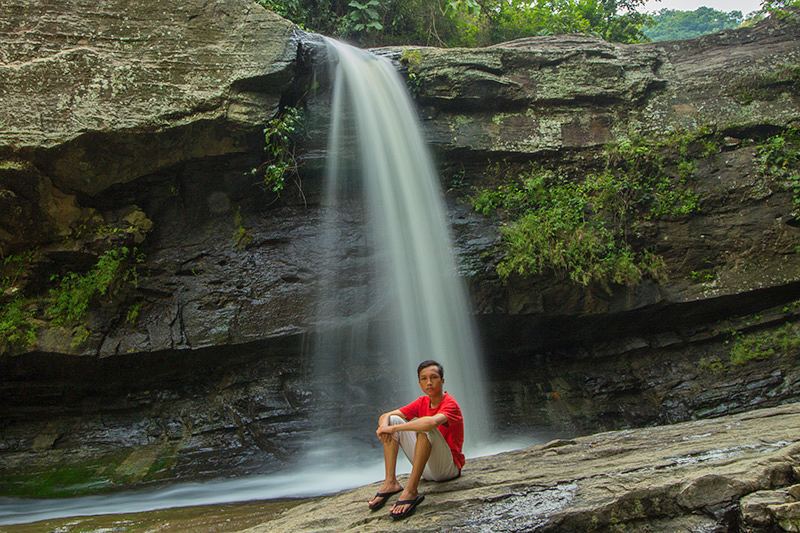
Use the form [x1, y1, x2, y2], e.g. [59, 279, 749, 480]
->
[237, 402, 800, 532]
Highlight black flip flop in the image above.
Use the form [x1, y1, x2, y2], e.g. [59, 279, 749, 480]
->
[368, 488, 403, 511]
[390, 494, 425, 520]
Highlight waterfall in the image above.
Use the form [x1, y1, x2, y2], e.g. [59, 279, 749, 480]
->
[311, 38, 490, 450]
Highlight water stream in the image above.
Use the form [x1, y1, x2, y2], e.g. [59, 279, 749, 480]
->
[311, 38, 490, 448]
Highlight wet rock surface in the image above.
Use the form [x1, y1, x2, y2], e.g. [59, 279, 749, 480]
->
[0, 340, 314, 495]
[239, 402, 800, 532]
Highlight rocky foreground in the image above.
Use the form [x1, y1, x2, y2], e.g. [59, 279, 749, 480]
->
[4, 402, 799, 532]
[242, 403, 800, 532]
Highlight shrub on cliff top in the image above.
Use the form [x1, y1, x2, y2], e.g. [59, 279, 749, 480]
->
[257, 0, 653, 47]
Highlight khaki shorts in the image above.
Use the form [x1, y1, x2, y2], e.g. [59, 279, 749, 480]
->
[389, 415, 460, 481]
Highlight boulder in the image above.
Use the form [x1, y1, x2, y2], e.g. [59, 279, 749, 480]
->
[0, 0, 299, 197]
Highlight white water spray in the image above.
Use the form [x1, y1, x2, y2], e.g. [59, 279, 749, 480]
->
[315, 38, 490, 448]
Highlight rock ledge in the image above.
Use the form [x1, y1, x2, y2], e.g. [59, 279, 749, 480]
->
[244, 402, 800, 532]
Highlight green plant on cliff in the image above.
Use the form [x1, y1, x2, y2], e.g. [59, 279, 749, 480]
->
[400, 49, 423, 95]
[1, 250, 35, 293]
[255, 107, 305, 202]
[729, 322, 800, 365]
[126, 302, 142, 325]
[472, 129, 712, 287]
[756, 127, 800, 215]
[0, 251, 39, 352]
[0, 298, 37, 350]
[46, 247, 143, 347]
[475, 168, 667, 287]
[698, 355, 725, 373]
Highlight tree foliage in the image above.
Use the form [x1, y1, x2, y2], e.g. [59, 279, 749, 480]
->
[761, 0, 800, 13]
[257, 0, 654, 46]
[643, 7, 743, 42]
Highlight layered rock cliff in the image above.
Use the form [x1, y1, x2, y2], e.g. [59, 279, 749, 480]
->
[1, 0, 799, 497]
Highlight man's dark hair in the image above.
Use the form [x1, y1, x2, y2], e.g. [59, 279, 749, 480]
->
[417, 360, 444, 380]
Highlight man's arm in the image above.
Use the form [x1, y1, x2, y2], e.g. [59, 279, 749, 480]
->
[377, 409, 406, 429]
[377, 413, 448, 438]
[376, 408, 406, 444]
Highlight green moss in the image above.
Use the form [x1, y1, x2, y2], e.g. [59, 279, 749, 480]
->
[471, 128, 713, 287]
[126, 302, 141, 325]
[1, 250, 35, 293]
[0, 462, 115, 498]
[0, 445, 180, 498]
[400, 49, 423, 95]
[782, 299, 800, 313]
[232, 207, 253, 251]
[698, 355, 725, 373]
[452, 114, 472, 129]
[690, 269, 716, 283]
[0, 160, 26, 171]
[400, 49, 422, 70]
[729, 322, 800, 366]
[492, 112, 519, 126]
[146, 445, 180, 479]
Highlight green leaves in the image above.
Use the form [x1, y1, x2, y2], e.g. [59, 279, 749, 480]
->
[488, 0, 652, 45]
[259, 0, 654, 47]
[444, 0, 481, 17]
[760, 0, 800, 18]
[45, 247, 142, 347]
[347, 0, 384, 32]
[0, 298, 36, 351]
[472, 129, 714, 288]
[644, 7, 743, 42]
[484, 169, 666, 288]
[756, 127, 800, 217]
[259, 107, 303, 197]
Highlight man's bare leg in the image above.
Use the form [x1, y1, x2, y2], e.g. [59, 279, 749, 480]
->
[367, 436, 403, 508]
[391, 431, 432, 516]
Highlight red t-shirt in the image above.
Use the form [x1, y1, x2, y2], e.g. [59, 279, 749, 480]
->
[399, 392, 465, 470]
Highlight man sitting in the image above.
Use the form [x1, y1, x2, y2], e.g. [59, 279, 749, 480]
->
[367, 359, 465, 520]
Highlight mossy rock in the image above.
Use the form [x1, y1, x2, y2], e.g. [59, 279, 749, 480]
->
[0, 443, 180, 498]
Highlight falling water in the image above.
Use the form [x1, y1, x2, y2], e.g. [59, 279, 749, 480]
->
[0, 38, 523, 527]
[312, 38, 490, 449]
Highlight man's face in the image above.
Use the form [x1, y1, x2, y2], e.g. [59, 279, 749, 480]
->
[418, 365, 443, 398]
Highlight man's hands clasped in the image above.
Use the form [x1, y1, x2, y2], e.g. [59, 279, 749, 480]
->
[376, 415, 395, 444]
